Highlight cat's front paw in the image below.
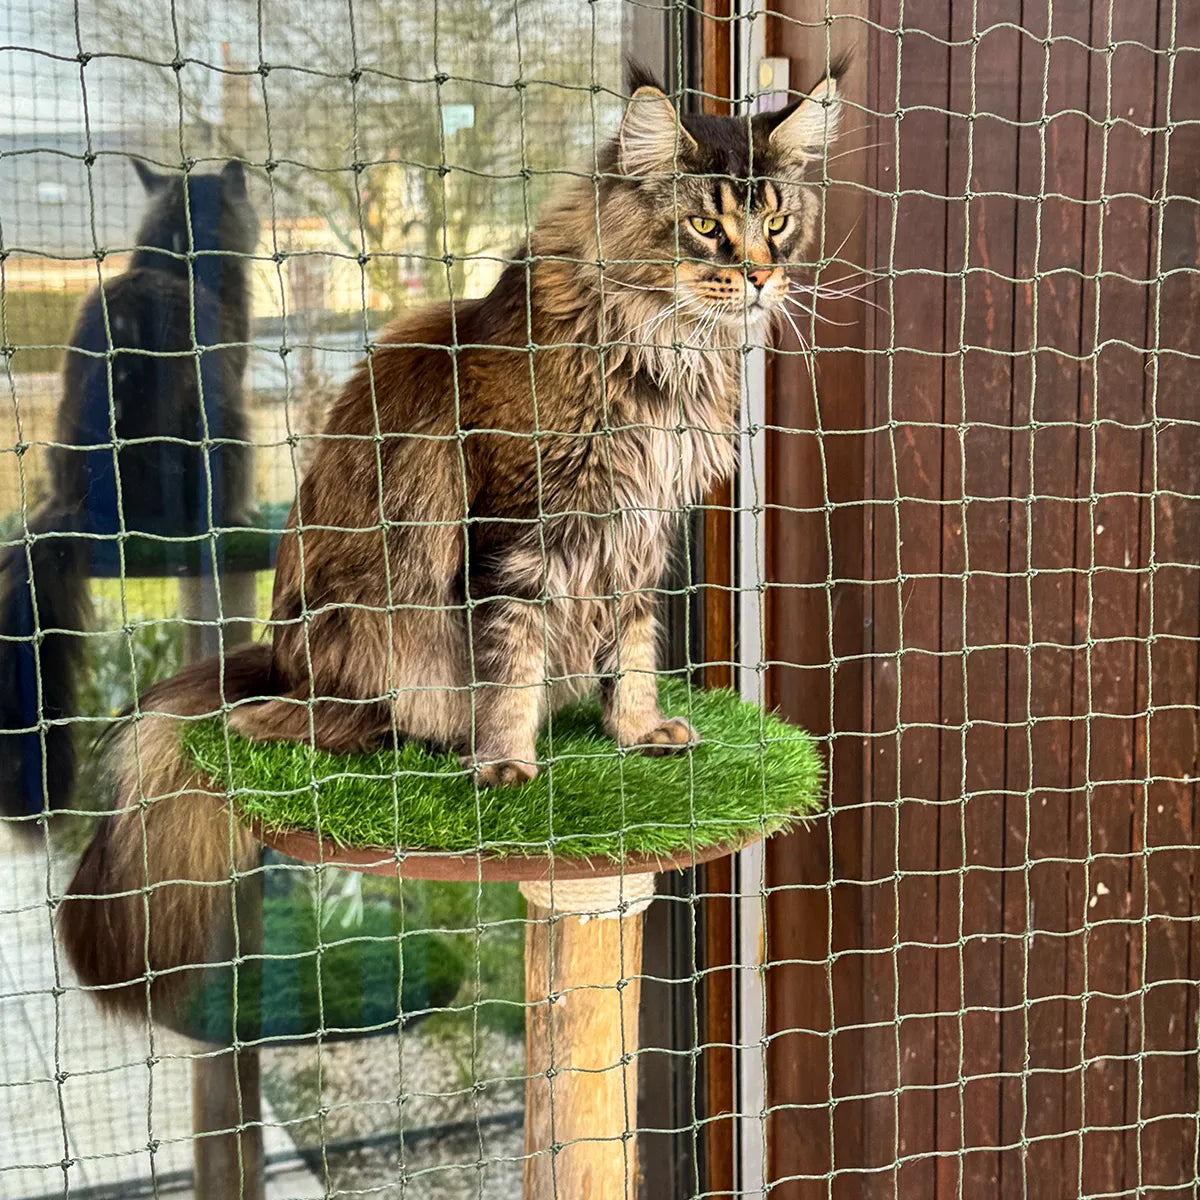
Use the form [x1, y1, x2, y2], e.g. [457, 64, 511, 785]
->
[459, 754, 539, 788]
[623, 717, 698, 756]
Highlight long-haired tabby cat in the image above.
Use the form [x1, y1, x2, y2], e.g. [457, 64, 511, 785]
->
[0, 159, 256, 822]
[59, 64, 844, 1015]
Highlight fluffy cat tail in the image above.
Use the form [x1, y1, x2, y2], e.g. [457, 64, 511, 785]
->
[58, 644, 276, 1019]
[0, 506, 89, 824]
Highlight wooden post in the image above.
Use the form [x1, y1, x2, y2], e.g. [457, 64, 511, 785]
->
[179, 569, 258, 661]
[192, 1043, 265, 1198]
[181, 568, 264, 1199]
[520, 873, 656, 1200]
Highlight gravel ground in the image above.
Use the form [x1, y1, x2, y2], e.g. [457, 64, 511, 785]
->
[263, 1017, 524, 1198]
[292, 1126, 524, 1200]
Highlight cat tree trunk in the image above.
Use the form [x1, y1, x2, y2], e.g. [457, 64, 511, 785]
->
[182, 572, 265, 1200]
[519, 873, 656, 1200]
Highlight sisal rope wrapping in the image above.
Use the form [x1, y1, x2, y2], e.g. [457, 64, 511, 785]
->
[519, 872, 656, 919]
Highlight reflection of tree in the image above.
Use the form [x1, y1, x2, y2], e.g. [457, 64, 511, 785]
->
[89, 0, 624, 308]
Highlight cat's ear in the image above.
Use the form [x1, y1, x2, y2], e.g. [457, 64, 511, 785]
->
[767, 74, 842, 161]
[618, 87, 697, 176]
[221, 159, 247, 195]
[131, 158, 167, 192]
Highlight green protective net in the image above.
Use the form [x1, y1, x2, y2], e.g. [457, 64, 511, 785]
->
[3, 1, 1194, 1198]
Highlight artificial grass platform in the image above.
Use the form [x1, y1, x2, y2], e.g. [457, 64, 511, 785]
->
[183, 680, 823, 861]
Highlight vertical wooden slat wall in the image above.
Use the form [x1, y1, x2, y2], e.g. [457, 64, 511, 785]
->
[763, 4, 868, 1197]
[760, 2, 1200, 1197]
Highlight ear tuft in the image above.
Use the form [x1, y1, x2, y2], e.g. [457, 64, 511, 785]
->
[618, 86, 697, 177]
[625, 57, 665, 96]
[221, 159, 247, 194]
[131, 157, 166, 192]
[767, 74, 842, 161]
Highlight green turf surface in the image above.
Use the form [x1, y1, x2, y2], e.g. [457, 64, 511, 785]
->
[183, 680, 823, 860]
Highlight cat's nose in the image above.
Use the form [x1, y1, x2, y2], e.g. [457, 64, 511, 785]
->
[747, 266, 776, 291]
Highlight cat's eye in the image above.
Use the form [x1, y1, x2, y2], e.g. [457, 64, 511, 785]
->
[689, 216, 718, 237]
[764, 213, 790, 236]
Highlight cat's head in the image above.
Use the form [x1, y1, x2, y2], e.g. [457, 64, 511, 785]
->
[130, 159, 260, 265]
[590, 62, 846, 338]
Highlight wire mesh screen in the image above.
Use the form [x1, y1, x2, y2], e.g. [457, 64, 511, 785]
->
[0, 0, 1198, 1199]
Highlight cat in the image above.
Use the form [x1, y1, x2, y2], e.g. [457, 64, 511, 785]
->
[58, 64, 844, 1016]
[0, 159, 257, 822]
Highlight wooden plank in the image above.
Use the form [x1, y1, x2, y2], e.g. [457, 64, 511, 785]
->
[700, 853, 737, 1197]
[697, 6, 738, 1195]
[1006, 6, 1094, 1199]
[764, 7, 868, 1199]
[858, 6, 900, 1194]
[1133, 4, 1200, 1194]
[701, 0, 737, 697]
[891, 15, 954, 1200]
[860, 2, 902, 1194]
[852, 16, 892, 1198]
[858, 2, 954, 1195]
[1073, 8, 1164, 1196]
[941, 5, 1025, 1198]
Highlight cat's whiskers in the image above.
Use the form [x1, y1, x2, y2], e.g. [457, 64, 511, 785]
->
[789, 280, 886, 315]
[630, 306, 687, 345]
[817, 215, 863, 267]
[776, 303, 814, 361]
[624, 303, 677, 339]
[803, 288, 885, 314]
[821, 139, 891, 166]
[631, 295, 707, 344]
[805, 272, 878, 292]
[684, 304, 722, 349]
[601, 277, 677, 295]
[613, 302, 682, 348]
[781, 293, 857, 328]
